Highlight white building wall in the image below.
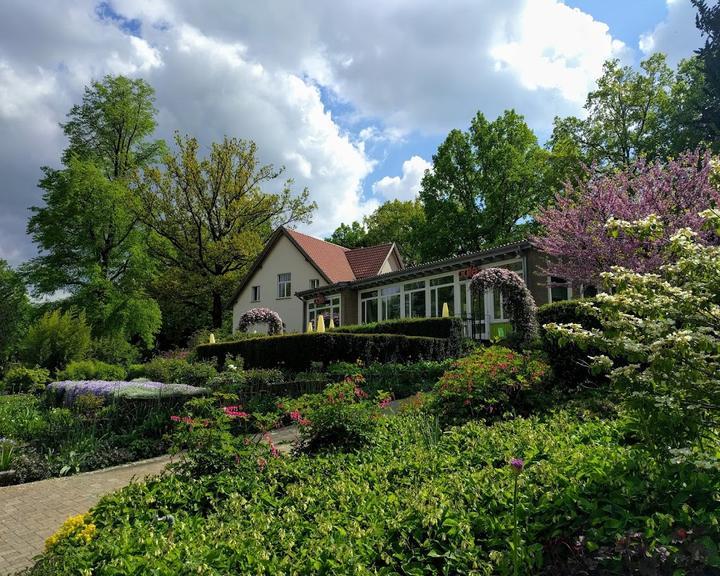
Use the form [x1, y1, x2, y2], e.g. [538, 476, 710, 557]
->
[232, 235, 327, 334]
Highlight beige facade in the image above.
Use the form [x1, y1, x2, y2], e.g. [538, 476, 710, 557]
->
[232, 235, 328, 334]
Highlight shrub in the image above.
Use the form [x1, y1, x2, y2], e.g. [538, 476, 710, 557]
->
[332, 317, 463, 341]
[287, 380, 381, 452]
[433, 346, 549, 425]
[89, 336, 140, 366]
[197, 332, 453, 371]
[536, 299, 604, 386]
[327, 360, 454, 398]
[56, 360, 127, 382]
[141, 357, 218, 387]
[21, 309, 91, 372]
[1, 366, 51, 394]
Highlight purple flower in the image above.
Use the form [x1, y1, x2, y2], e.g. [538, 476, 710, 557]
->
[48, 380, 205, 406]
[509, 458, 524, 473]
[237, 308, 283, 335]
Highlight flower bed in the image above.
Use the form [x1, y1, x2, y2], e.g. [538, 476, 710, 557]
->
[47, 380, 206, 406]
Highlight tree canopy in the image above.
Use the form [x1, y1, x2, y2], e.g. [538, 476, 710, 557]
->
[692, 0, 720, 150]
[0, 260, 31, 369]
[134, 134, 316, 328]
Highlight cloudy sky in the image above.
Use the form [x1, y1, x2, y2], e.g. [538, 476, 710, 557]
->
[0, 0, 704, 265]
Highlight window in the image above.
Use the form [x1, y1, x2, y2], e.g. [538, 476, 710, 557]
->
[361, 290, 379, 323]
[380, 286, 401, 320]
[308, 295, 341, 328]
[310, 279, 320, 289]
[277, 273, 291, 298]
[404, 280, 426, 318]
[549, 276, 571, 303]
[251, 286, 261, 302]
[430, 275, 455, 317]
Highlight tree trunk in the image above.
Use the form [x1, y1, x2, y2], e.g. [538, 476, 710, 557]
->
[212, 290, 223, 329]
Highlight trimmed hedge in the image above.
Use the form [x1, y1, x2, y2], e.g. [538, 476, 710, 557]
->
[536, 299, 603, 386]
[196, 332, 454, 371]
[332, 317, 462, 340]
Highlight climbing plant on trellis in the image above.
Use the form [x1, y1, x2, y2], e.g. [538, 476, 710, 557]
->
[470, 267, 538, 343]
[237, 307, 283, 335]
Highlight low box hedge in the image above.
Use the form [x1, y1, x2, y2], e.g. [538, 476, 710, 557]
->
[196, 332, 453, 371]
[331, 316, 463, 340]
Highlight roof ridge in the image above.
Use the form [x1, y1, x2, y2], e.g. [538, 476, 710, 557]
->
[285, 227, 350, 251]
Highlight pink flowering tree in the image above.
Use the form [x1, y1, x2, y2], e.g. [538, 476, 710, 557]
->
[470, 268, 538, 343]
[237, 307, 283, 335]
[533, 150, 720, 288]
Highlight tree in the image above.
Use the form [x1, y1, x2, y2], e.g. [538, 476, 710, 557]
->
[552, 54, 709, 169]
[0, 260, 31, 371]
[21, 309, 92, 372]
[533, 150, 720, 288]
[364, 200, 426, 264]
[326, 221, 368, 249]
[134, 134, 316, 328]
[418, 110, 551, 261]
[692, 0, 720, 150]
[24, 75, 163, 347]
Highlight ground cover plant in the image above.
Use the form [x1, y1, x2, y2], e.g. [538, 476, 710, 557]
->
[28, 406, 720, 575]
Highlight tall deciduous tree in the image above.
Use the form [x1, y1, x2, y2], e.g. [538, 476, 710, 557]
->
[24, 75, 163, 347]
[692, 0, 720, 149]
[326, 221, 368, 249]
[134, 134, 316, 328]
[418, 110, 551, 261]
[533, 150, 720, 288]
[0, 260, 31, 370]
[552, 54, 709, 169]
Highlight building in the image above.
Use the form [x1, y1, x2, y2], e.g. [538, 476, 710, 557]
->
[231, 227, 403, 334]
[232, 227, 573, 338]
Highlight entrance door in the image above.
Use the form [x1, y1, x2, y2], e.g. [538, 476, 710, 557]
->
[461, 282, 488, 340]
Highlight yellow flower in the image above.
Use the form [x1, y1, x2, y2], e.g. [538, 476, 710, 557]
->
[45, 513, 96, 551]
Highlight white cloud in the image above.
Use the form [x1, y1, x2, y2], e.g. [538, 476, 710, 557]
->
[372, 155, 431, 201]
[491, 0, 627, 104]
[639, 0, 702, 66]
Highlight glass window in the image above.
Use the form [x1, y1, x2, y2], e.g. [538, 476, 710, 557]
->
[405, 290, 426, 318]
[361, 290, 378, 300]
[430, 275, 454, 287]
[362, 297, 378, 323]
[308, 296, 341, 328]
[380, 286, 401, 320]
[429, 275, 455, 317]
[310, 279, 320, 289]
[277, 273, 291, 298]
[251, 286, 261, 302]
[549, 276, 570, 303]
[404, 280, 425, 291]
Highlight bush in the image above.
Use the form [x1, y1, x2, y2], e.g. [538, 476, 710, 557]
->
[287, 380, 382, 452]
[140, 357, 217, 387]
[332, 316, 463, 340]
[433, 346, 549, 425]
[89, 336, 140, 366]
[56, 360, 127, 382]
[197, 332, 454, 371]
[21, 309, 91, 372]
[1, 366, 51, 394]
[327, 360, 454, 398]
[537, 299, 604, 387]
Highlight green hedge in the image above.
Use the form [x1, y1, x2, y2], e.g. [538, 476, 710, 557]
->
[196, 332, 454, 371]
[536, 299, 604, 386]
[332, 317, 462, 340]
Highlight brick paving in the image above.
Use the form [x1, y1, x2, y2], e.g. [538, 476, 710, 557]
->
[0, 425, 300, 575]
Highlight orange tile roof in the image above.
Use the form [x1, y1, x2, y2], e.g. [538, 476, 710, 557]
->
[285, 229, 356, 283]
[345, 243, 394, 279]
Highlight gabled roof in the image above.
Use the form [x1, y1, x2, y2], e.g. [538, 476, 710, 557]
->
[345, 243, 397, 279]
[284, 229, 356, 283]
[232, 227, 403, 304]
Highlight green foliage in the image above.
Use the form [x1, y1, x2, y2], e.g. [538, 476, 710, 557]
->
[536, 299, 604, 386]
[23, 75, 163, 348]
[0, 260, 31, 372]
[332, 316, 462, 341]
[89, 335, 140, 366]
[56, 360, 127, 382]
[197, 332, 454, 371]
[691, 0, 720, 151]
[133, 133, 316, 328]
[547, 211, 720, 449]
[138, 357, 218, 387]
[433, 346, 549, 426]
[286, 379, 382, 452]
[29, 411, 720, 574]
[419, 110, 552, 261]
[21, 309, 91, 372]
[1, 366, 51, 394]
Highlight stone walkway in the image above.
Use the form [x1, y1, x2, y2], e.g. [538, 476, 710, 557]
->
[0, 426, 299, 575]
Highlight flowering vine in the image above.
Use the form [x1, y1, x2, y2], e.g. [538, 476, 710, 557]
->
[237, 307, 283, 335]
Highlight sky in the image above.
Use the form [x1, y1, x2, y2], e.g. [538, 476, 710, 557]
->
[0, 0, 705, 266]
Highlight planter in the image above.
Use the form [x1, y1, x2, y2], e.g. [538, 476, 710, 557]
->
[0, 469, 16, 486]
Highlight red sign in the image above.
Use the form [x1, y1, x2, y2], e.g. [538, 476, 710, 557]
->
[459, 266, 480, 280]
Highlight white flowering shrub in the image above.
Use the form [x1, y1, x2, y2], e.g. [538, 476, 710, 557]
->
[237, 308, 283, 335]
[545, 210, 720, 450]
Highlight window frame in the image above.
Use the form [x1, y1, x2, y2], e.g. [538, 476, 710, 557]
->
[251, 285, 261, 302]
[277, 273, 292, 299]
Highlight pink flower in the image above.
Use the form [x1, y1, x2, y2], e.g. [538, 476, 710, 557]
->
[223, 406, 249, 419]
[264, 433, 280, 458]
[289, 410, 302, 422]
[378, 398, 392, 409]
[298, 417, 311, 426]
[354, 387, 368, 399]
[509, 458, 524, 473]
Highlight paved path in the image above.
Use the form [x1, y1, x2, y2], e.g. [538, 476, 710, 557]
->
[0, 425, 300, 575]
